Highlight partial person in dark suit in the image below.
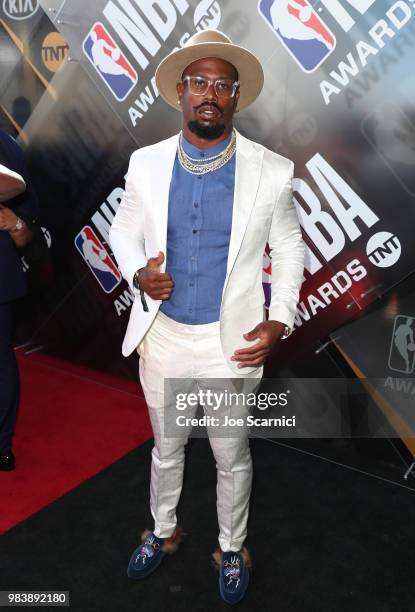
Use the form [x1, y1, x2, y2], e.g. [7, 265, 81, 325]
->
[0, 129, 38, 471]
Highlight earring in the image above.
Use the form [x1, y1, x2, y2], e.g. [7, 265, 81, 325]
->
[177, 99, 181, 105]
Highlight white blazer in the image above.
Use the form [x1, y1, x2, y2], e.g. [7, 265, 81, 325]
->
[109, 129, 305, 374]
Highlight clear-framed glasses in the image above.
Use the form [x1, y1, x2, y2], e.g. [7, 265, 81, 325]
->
[182, 75, 240, 98]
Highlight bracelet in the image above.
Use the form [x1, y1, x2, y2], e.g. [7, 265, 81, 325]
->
[133, 268, 149, 312]
[140, 288, 149, 312]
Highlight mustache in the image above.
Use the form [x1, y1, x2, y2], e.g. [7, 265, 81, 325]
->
[194, 102, 223, 115]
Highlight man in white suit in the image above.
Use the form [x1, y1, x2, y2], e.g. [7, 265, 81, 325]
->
[109, 29, 305, 604]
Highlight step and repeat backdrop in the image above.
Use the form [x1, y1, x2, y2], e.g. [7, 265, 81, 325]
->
[1, 0, 415, 397]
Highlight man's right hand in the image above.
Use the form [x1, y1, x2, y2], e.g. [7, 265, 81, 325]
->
[137, 251, 174, 300]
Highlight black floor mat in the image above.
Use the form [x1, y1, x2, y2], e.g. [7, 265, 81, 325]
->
[1, 437, 415, 612]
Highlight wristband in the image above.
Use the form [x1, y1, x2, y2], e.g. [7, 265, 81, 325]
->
[133, 268, 149, 312]
[140, 288, 149, 312]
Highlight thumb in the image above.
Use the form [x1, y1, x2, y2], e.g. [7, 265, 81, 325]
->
[244, 324, 261, 340]
[148, 251, 165, 269]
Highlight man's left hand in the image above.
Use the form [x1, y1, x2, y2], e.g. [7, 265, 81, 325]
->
[0, 206, 18, 231]
[231, 321, 286, 368]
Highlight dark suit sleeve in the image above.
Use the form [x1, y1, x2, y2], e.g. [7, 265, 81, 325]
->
[0, 132, 39, 223]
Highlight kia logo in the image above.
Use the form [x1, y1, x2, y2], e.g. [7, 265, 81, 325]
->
[2, 0, 39, 21]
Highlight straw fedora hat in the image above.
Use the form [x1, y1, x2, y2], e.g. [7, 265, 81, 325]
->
[155, 29, 264, 112]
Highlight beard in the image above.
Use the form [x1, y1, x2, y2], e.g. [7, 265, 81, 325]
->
[187, 120, 226, 140]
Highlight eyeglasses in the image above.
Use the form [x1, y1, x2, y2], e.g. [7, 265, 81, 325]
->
[182, 75, 240, 98]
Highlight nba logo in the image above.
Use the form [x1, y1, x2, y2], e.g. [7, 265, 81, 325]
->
[74, 226, 122, 294]
[83, 22, 138, 101]
[258, 0, 336, 73]
[388, 315, 415, 374]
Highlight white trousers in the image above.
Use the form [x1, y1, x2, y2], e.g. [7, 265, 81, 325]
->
[138, 310, 263, 552]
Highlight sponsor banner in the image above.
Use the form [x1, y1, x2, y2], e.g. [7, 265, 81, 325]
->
[74, 226, 121, 293]
[42, 0, 224, 142]
[258, 0, 337, 73]
[0, 54, 46, 137]
[3, 0, 40, 20]
[24, 12, 69, 83]
[328, 272, 415, 455]
[12, 51, 140, 378]
[0, 8, 67, 134]
[256, 0, 415, 108]
[263, 148, 415, 357]
[0, 0, 43, 47]
[329, 273, 415, 380]
[83, 22, 138, 102]
[7, 0, 412, 380]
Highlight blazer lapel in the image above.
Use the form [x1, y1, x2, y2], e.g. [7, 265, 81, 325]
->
[151, 133, 180, 271]
[224, 130, 264, 289]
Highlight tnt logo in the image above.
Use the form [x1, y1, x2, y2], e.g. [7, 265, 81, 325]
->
[75, 226, 121, 293]
[366, 232, 401, 268]
[194, 0, 221, 30]
[258, 0, 336, 73]
[83, 22, 138, 101]
[388, 315, 415, 374]
[42, 32, 69, 73]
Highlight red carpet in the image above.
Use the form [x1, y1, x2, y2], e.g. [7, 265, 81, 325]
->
[0, 350, 152, 534]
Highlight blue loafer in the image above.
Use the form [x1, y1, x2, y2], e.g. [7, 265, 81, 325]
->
[216, 546, 252, 605]
[127, 527, 184, 580]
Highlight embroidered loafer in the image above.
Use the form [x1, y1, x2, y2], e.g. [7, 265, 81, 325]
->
[213, 546, 252, 605]
[127, 527, 184, 580]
